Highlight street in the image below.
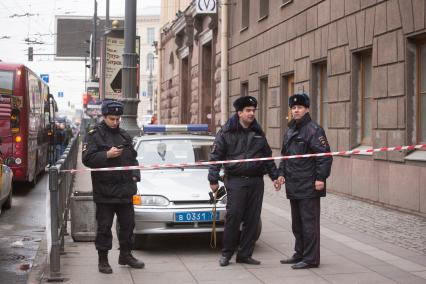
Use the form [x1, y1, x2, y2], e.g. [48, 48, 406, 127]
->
[55, 180, 426, 284]
[0, 174, 47, 284]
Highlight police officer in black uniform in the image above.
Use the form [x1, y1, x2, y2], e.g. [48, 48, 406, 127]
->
[277, 93, 333, 269]
[82, 100, 145, 274]
[208, 96, 281, 267]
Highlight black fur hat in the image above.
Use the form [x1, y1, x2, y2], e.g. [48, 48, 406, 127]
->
[101, 100, 124, 116]
[233, 96, 258, 111]
[288, 93, 310, 108]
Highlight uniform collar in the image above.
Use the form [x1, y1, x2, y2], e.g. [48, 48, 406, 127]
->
[288, 113, 312, 129]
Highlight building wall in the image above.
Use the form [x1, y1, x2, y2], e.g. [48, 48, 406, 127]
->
[160, 0, 192, 27]
[159, 4, 220, 130]
[227, 0, 426, 214]
[136, 15, 160, 125]
[158, 0, 426, 214]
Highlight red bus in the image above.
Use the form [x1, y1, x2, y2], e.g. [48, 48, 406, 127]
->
[0, 63, 51, 185]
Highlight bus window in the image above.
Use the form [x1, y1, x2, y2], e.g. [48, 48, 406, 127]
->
[0, 71, 13, 159]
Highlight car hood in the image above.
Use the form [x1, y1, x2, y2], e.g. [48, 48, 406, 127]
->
[137, 168, 214, 202]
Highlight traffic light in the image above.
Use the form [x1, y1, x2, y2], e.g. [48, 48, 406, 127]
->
[28, 47, 33, 61]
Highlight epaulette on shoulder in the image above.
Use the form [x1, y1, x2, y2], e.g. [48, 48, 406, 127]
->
[88, 129, 97, 135]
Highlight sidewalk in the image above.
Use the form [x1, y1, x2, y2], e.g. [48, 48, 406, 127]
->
[41, 156, 426, 284]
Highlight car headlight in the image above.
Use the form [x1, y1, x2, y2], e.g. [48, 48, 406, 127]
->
[134, 195, 170, 206]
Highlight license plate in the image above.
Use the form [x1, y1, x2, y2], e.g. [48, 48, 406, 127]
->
[175, 211, 220, 222]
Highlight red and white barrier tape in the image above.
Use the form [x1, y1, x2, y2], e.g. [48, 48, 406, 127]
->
[61, 144, 426, 173]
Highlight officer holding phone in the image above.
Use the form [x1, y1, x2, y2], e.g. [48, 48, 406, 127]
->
[82, 99, 144, 274]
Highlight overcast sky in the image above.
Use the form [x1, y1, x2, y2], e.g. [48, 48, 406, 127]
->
[0, 0, 160, 112]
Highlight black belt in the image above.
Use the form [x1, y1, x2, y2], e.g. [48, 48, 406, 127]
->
[227, 175, 262, 179]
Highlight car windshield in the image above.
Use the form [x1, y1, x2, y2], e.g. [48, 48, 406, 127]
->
[136, 138, 213, 166]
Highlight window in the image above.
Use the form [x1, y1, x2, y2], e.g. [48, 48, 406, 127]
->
[417, 43, 426, 143]
[259, 0, 269, 19]
[147, 27, 155, 45]
[313, 63, 328, 129]
[147, 53, 154, 71]
[259, 77, 268, 129]
[281, 74, 294, 125]
[241, 81, 248, 97]
[357, 52, 373, 145]
[241, 0, 250, 30]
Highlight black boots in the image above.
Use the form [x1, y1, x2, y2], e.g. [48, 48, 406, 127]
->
[118, 251, 145, 269]
[98, 251, 113, 274]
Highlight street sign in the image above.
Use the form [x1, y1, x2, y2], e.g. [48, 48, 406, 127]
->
[195, 0, 217, 14]
[40, 74, 49, 83]
[58, 91, 64, 98]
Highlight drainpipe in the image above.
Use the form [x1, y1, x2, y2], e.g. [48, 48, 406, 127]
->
[220, 0, 229, 124]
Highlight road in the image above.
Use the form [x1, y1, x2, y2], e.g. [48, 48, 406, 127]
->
[0, 173, 47, 284]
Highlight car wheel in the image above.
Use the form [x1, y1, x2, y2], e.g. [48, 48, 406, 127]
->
[2, 184, 12, 210]
[133, 234, 148, 250]
[255, 218, 262, 241]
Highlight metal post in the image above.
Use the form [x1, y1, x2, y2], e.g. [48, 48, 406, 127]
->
[120, 0, 140, 137]
[92, 0, 98, 80]
[106, 0, 110, 30]
[48, 166, 63, 281]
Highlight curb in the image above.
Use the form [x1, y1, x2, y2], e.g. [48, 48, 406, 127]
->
[26, 233, 47, 284]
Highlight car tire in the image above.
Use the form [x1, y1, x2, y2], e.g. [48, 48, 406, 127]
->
[2, 184, 12, 210]
[255, 219, 262, 241]
[133, 234, 148, 250]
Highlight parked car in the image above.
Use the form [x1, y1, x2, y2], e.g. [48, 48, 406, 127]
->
[131, 124, 227, 248]
[0, 162, 13, 214]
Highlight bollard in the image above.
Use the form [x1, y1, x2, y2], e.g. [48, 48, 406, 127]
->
[47, 165, 64, 281]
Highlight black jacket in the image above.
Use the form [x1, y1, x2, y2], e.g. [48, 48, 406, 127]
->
[82, 121, 140, 203]
[208, 114, 278, 184]
[278, 113, 332, 199]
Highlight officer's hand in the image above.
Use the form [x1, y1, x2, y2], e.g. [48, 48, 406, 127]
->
[315, 180, 325, 191]
[273, 180, 281, 191]
[278, 176, 285, 184]
[106, 147, 123, 158]
[210, 184, 219, 192]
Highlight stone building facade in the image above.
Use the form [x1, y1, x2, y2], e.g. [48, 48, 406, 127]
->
[159, 0, 426, 214]
[159, 4, 220, 130]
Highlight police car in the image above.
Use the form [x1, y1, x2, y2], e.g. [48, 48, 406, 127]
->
[0, 162, 13, 214]
[131, 124, 226, 248]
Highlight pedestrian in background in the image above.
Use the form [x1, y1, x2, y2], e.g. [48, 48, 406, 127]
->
[54, 120, 67, 159]
[277, 93, 333, 269]
[208, 96, 281, 267]
[82, 100, 144, 274]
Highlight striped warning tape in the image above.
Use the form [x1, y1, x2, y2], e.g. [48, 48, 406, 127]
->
[61, 144, 426, 173]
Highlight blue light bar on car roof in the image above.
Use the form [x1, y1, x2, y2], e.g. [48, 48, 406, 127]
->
[143, 124, 209, 133]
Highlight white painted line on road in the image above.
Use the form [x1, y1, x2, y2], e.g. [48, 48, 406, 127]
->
[262, 203, 426, 277]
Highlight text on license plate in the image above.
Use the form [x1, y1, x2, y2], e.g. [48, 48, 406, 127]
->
[175, 211, 220, 222]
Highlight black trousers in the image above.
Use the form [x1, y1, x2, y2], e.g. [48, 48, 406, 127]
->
[95, 203, 135, 252]
[290, 198, 321, 265]
[222, 176, 264, 259]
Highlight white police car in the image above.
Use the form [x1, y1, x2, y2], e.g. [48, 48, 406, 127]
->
[131, 124, 226, 248]
[0, 162, 13, 214]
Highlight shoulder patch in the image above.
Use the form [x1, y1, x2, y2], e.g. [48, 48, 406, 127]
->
[88, 129, 96, 135]
[318, 136, 328, 146]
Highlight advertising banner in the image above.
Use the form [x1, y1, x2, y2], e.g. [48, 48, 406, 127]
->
[104, 36, 140, 100]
